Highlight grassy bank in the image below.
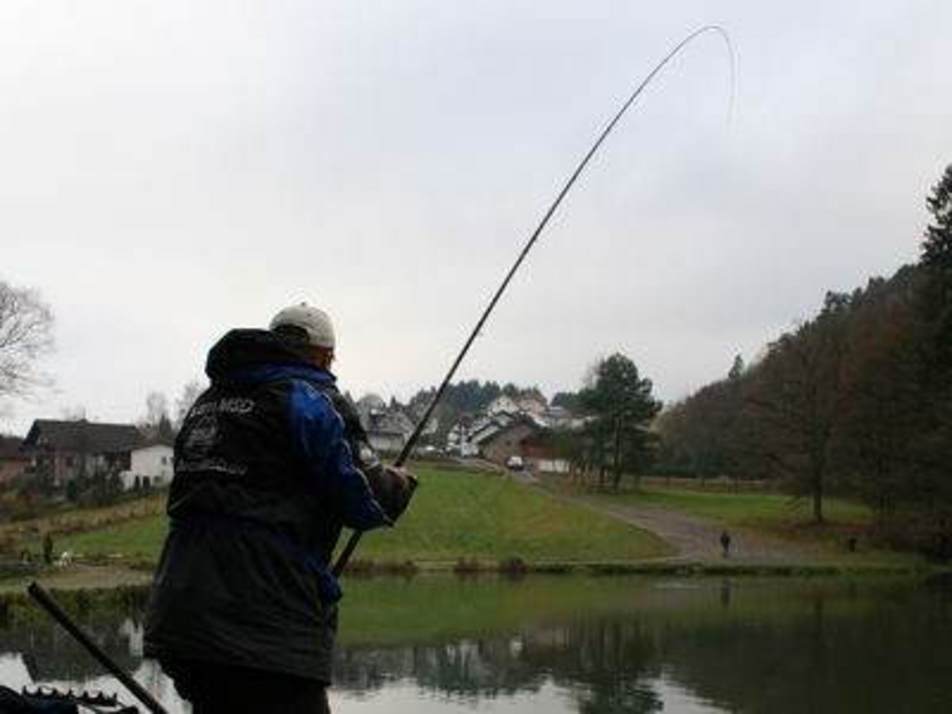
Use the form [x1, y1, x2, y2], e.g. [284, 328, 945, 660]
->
[630, 487, 871, 530]
[48, 466, 672, 566]
[573, 480, 919, 561]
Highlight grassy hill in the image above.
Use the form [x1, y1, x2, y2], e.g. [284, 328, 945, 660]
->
[53, 465, 673, 566]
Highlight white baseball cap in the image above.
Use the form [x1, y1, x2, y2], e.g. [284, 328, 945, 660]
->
[269, 302, 336, 349]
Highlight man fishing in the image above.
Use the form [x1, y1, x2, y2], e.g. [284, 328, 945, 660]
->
[144, 302, 415, 714]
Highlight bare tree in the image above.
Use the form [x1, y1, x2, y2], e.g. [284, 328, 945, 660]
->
[0, 279, 54, 397]
[142, 391, 173, 439]
[145, 392, 169, 425]
[748, 293, 852, 523]
[60, 405, 88, 421]
[174, 379, 206, 429]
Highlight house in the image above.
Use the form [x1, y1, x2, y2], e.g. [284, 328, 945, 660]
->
[449, 407, 555, 458]
[520, 431, 571, 473]
[446, 417, 479, 457]
[516, 395, 548, 416]
[356, 400, 415, 455]
[477, 417, 540, 466]
[21, 419, 142, 485]
[487, 395, 519, 415]
[0, 435, 29, 486]
[119, 438, 175, 490]
[355, 393, 387, 420]
[476, 419, 571, 473]
[366, 413, 411, 454]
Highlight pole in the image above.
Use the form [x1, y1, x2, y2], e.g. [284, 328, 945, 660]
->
[27, 582, 170, 714]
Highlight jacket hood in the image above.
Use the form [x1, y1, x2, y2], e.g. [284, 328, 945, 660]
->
[205, 329, 335, 386]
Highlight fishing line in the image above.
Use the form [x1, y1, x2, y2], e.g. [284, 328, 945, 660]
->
[333, 24, 736, 577]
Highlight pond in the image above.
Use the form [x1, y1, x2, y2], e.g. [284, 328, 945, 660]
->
[0, 575, 950, 713]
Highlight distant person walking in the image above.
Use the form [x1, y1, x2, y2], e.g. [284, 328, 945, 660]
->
[720, 530, 731, 558]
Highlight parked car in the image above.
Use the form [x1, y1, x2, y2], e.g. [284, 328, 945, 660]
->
[505, 455, 525, 471]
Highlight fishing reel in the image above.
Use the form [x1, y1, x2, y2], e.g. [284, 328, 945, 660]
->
[14, 685, 138, 713]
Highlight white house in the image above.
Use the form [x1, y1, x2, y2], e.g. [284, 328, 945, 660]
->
[120, 441, 174, 490]
[487, 395, 519, 415]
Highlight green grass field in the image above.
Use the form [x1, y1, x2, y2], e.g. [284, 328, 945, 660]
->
[575, 482, 903, 560]
[55, 466, 673, 565]
[629, 487, 872, 529]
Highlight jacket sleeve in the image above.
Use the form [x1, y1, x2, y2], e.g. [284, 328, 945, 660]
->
[287, 380, 391, 531]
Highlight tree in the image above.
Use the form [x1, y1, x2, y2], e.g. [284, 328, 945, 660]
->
[654, 366, 751, 484]
[921, 163, 952, 272]
[728, 354, 745, 381]
[0, 279, 53, 398]
[142, 391, 174, 439]
[748, 293, 852, 523]
[60, 405, 88, 421]
[551, 391, 582, 412]
[174, 379, 206, 430]
[920, 163, 952, 360]
[578, 353, 662, 490]
[833, 272, 929, 521]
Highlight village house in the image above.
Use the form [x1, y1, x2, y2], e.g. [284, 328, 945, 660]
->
[21, 419, 142, 485]
[520, 431, 571, 474]
[446, 418, 480, 457]
[119, 438, 175, 490]
[21, 419, 177, 490]
[365, 410, 414, 454]
[475, 417, 538, 464]
[446, 391, 579, 462]
[516, 395, 547, 416]
[486, 395, 520, 415]
[475, 418, 570, 473]
[355, 394, 415, 455]
[0, 435, 29, 486]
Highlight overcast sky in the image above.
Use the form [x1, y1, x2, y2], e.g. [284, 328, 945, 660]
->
[2, 1, 950, 434]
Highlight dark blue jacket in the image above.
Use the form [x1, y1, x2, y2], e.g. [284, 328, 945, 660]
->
[144, 329, 388, 683]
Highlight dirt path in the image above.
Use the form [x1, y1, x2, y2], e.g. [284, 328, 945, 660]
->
[544, 488, 819, 564]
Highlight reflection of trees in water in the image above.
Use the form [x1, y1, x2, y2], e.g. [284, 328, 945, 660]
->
[2, 611, 143, 683]
[3, 582, 950, 714]
[525, 619, 661, 713]
[335, 636, 543, 697]
[334, 618, 663, 713]
[655, 586, 952, 714]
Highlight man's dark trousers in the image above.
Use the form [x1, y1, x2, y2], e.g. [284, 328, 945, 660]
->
[162, 660, 331, 714]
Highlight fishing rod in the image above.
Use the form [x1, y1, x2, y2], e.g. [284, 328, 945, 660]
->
[27, 582, 169, 714]
[333, 25, 734, 577]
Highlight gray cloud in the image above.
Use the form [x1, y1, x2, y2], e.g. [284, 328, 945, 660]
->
[2, 0, 950, 432]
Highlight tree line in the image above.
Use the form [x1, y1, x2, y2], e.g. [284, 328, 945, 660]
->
[655, 165, 952, 552]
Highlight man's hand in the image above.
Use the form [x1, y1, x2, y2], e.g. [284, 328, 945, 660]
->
[366, 465, 417, 523]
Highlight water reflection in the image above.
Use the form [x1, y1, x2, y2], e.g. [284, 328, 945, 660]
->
[0, 576, 949, 714]
[335, 620, 664, 713]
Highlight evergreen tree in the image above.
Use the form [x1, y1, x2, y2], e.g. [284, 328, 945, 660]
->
[579, 353, 662, 489]
[921, 164, 952, 271]
[919, 163, 952, 362]
[728, 354, 745, 381]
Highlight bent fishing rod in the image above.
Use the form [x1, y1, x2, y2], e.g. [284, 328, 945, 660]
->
[332, 25, 734, 577]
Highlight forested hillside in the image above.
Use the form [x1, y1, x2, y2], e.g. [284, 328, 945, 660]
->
[655, 165, 952, 553]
